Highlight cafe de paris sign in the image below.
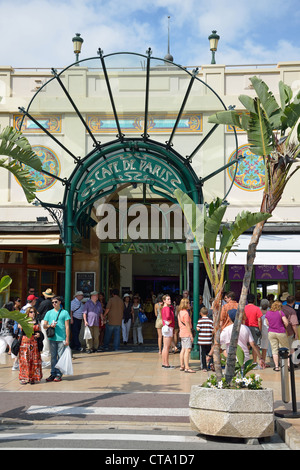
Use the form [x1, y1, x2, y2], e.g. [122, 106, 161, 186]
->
[78, 151, 187, 202]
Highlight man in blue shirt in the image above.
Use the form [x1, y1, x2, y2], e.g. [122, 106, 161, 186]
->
[43, 296, 71, 382]
[83, 291, 103, 353]
[70, 291, 85, 352]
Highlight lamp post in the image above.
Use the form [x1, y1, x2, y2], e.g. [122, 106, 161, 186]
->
[208, 30, 220, 64]
[72, 33, 84, 65]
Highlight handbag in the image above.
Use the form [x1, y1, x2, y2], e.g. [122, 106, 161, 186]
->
[46, 309, 62, 338]
[155, 315, 163, 329]
[178, 313, 196, 337]
[280, 311, 289, 329]
[55, 346, 73, 375]
[84, 325, 92, 340]
[11, 337, 21, 356]
[162, 324, 172, 336]
[138, 310, 148, 324]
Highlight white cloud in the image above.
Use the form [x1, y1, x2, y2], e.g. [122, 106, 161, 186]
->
[0, 0, 299, 67]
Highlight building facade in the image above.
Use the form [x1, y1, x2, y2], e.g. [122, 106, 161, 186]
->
[0, 54, 300, 313]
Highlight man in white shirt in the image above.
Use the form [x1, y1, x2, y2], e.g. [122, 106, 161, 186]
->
[220, 323, 265, 368]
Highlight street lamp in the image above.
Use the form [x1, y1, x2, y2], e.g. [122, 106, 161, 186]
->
[72, 33, 84, 65]
[208, 30, 220, 64]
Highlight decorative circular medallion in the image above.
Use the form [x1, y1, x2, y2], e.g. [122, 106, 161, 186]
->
[22, 146, 60, 191]
[227, 144, 265, 191]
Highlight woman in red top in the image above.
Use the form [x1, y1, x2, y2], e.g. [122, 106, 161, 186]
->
[161, 294, 175, 368]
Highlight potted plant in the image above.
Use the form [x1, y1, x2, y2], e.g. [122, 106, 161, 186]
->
[189, 347, 274, 438]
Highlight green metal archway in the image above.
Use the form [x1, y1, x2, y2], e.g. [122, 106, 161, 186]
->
[18, 49, 239, 352]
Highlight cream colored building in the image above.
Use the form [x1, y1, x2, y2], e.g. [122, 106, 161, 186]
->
[0, 55, 300, 309]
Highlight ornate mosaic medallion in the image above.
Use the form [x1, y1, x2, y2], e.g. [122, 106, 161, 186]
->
[20, 146, 60, 192]
[227, 144, 265, 191]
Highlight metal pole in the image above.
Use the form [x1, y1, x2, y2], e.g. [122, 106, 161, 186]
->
[64, 197, 74, 315]
[191, 249, 200, 360]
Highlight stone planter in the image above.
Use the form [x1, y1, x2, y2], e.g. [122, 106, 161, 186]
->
[189, 385, 274, 439]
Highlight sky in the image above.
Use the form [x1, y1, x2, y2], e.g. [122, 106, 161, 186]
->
[1, 0, 300, 68]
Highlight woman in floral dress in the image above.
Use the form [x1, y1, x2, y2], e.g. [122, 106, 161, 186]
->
[19, 307, 43, 384]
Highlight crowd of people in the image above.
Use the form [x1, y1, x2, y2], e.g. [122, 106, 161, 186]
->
[1, 285, 300, 384]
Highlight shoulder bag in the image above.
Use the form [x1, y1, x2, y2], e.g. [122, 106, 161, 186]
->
[178, 312, 196, 337]
[279, 311, 289, 329]
[46, 309, 62, 338]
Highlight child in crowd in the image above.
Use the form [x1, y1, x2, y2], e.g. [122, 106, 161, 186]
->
[197, 307, 214, 371]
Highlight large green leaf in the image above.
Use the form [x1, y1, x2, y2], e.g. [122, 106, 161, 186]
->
[0, 275, 12, 293]
[0, 126, 42, 203]
[250, 76, 282, 129]
[219, 210, 272, 252]
[0, 309, 34, 338]
[208, 110, 243, 128]
[279, 81, 293, 109]
[204, 203, 227, 249]
[247, 100, 274, 156]
[281, 91, 300, 132]
[0, 159, 37, 203]
[174, 188, 204, 247]
[0, 127, 42, 171]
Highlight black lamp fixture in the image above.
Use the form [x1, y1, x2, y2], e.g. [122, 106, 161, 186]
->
[72, 33, 84, 65]
[208, 30, 220, 64]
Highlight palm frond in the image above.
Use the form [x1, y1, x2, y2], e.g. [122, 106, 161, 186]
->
[0, 127, 42, 171]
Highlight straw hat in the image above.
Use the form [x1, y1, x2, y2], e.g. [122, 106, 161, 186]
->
[280, 292, 290, 301]
[75, 291, 84, 296]
[42, 288, 55, 298]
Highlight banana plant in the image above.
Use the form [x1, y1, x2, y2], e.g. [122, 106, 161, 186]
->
[174, 188, 271, 379]
[208, 76, 300, 384]
[0, 126, 42, 203]
[0, 275, 34, 338]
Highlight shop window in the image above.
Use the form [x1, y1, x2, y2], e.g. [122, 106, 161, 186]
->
[41, 270, 55, 294]
[27, 269, 39, 295]
[0, 266, 23, 305]
[0, 250, 23, 264]
[27, 251, 64, 265]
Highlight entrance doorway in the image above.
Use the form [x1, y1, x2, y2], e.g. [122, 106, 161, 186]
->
[257, 280, 289, 300]
[133, 275, 180, 300]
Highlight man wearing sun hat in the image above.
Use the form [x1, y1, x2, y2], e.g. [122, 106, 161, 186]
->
[280, 292, 290, 306]
[83, 291, 103, 353]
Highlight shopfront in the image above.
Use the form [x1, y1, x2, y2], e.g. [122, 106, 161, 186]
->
[225, 232, 300, 301]
[0, 246, 64, 306]
[99, 241, 187, 302]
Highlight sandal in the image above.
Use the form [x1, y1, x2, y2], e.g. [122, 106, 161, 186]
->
[185, 368, 196, 373]
[273, 367, 280, 372]
[20, 380, 27, 385]
[179, 366, 185, 371]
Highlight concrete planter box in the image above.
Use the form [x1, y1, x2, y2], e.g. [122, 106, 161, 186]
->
[189, 385, 274, 439]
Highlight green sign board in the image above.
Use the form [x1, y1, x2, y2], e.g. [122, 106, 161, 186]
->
[78, 151, 187, 202]
[101, 242, 187, 255]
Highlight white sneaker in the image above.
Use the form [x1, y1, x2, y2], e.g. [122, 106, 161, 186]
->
[12, 363, 19, 371]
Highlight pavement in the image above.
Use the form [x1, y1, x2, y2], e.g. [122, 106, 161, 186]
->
[1, 342, 300, 449]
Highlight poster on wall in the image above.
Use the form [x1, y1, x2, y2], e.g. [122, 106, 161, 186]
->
[255, 265, 288, 280]
[75, 272, 96, 296]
